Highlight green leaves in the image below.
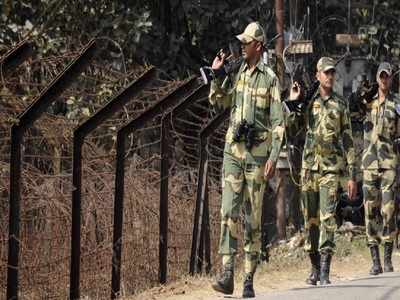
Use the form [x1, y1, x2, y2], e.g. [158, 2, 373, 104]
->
[3, 1, 400, 77]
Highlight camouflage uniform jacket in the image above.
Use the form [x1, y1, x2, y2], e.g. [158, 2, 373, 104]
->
[362, 93, 400, 170]
[301, 91, 356, 179]
[209, 59, 284, 163]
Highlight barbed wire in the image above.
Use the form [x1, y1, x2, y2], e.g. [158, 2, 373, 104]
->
[0, 47, 228, 298]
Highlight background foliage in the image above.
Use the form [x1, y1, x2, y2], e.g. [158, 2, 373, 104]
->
[2, 1, 400, 78]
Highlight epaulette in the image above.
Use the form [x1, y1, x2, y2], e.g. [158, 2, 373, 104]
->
[392, 93, 400, 104]
[264, 64, 277, 79]
[333, 92, 347, 106]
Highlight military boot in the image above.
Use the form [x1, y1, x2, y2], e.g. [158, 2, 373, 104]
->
[320, 253, 332, 285]
[306, 252, 320, 285]
[384, 242, 394, 272]
[212, 260, 234, 294]
[369, 245, 383, 275]
[242, 273, 255, 298]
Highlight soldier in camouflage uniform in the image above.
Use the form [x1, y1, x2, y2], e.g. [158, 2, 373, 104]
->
[209, 22, 284, 298]
[362, 62, 399, 275]
[289, 57, 357, 285]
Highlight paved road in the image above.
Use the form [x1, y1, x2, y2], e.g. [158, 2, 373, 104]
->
[262, 272, 400, 300]
[211, 272, 400, 300]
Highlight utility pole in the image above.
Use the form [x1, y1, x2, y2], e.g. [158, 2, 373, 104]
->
[275, 0, 284, 84]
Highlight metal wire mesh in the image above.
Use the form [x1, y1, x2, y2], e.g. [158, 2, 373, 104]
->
[205, 118, 229, 274]
[0, 39, 234, 298]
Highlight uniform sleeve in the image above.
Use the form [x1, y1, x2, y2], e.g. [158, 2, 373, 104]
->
[268, 78, 285, 164]
[341, 103, 357, 180]
[209, 76, 232, 111]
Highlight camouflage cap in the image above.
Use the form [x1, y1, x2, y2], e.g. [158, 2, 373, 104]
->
[317, 57, 336, 72]
[377, 62, 392, 77]
[317, 56, 336, 72]
[236, 22, 265, 45]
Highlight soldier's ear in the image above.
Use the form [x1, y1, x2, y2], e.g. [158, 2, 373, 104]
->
[256, 42, 262, 52]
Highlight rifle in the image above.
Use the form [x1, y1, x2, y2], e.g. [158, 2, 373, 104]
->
[348, 77, 378, 117]
[283, 79, 320, 113]
[283, 53, 350, 113]
[199, 33, 282, 85]
[199, 40, 243, 85]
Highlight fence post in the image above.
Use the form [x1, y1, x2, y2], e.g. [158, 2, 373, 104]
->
[0, 40, 33, 77]
[6, 40, 97, 300]
[111, 77, 199, 297]
[159, 115, 170, 284]
[69, 67, 157, 300]
[190, 108, 230, 275]
[111, 82, 206, 296]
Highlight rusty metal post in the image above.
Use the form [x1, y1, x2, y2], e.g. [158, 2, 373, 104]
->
[190, 108, 230, 275]
[6, 40, 97, 300]
[111, 77, 199, 298]
[160, 84, 208, 275]
[203, 183, 211, 274]
[0, 40, 33, 76]
[70, 68, 157, 300]
[159, 115, 170, 284]
[190, 134, 208, 275]
[111, 128, 126, 298]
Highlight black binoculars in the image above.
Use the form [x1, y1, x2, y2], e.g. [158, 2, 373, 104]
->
[233, 119, 257, 150]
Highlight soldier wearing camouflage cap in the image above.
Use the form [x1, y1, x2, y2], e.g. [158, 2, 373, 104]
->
[362, 62, 399, 275]
[289, 57, 357, 285]
[209, 21, 284, 298]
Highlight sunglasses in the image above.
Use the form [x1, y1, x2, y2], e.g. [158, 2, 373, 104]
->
[241, 40, 255, 46]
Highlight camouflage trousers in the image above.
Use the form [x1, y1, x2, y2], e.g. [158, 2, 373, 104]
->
[301, 169, 339, 254]
[363, 169, 397, 246]
[219, 142, 268, 274]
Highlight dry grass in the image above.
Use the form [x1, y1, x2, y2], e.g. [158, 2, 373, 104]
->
[0, 52, 225, 298]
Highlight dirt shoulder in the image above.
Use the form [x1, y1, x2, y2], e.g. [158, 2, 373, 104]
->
[125, 235, 400, 300]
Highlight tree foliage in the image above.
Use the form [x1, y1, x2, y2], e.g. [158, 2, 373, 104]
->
[1, 1, 400, 77]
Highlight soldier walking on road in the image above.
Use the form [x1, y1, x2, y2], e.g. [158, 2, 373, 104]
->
[361, 62, 399, 275]
[288, 57, 357, 285]
[208, 22, 284, 298]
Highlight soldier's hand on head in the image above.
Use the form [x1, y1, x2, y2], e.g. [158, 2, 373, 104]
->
[212, 49, 227, 70]
[289, 82, 302, 100]
[264, 159, 276, 180]
[347, 179, 357, 200]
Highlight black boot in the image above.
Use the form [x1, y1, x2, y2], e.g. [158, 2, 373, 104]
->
[384, 242, 394, 272]
[369, 245, 383, 275]
[320, 253, 332, 285]
[242, 273, 255, 298]
[306, 252, 320, 285]
[212, 264, 234, 294]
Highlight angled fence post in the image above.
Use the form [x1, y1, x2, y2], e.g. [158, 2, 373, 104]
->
[189, 108, 230, 275]
[111, 77, 200, 298]
[159, 85, 209, 276]
[159, 114, 170, 284]
[69, 67, 157, 300]
[0, 40, 33, 76]
[6, 40, 97, 300]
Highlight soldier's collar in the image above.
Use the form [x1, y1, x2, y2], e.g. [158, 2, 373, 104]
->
[321, 94, 333, 102]
[314, 90, 333, 102]
[375, 92, 393, 105]
[255, 59, 266, 73]
[243, 58, 265, 74]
